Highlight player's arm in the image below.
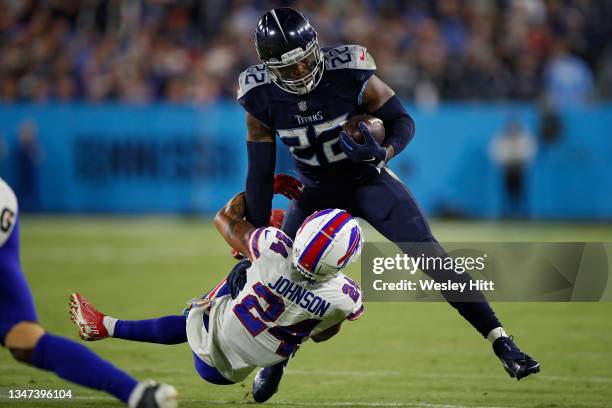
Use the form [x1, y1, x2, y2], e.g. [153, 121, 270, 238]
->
[361, 75, 415, 162]
[245, 112, 276, 228]
[311, 279, 364, 343]
[214, 191, 255, 259]
[311, 322, 342, 343]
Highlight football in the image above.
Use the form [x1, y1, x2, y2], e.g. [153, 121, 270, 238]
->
[342, 114, 385, 144]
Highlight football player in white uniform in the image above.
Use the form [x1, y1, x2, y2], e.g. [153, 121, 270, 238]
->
[70, 190, 364, 402]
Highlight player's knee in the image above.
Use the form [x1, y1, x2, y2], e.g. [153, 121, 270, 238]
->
[5, 322, 45, 364]
[4, 321, 45, 351]
[8, 347, 36, 364]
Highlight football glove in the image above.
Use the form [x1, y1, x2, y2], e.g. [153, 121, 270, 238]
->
[274, 174, 303, 200]
[339, 122, 387, 168]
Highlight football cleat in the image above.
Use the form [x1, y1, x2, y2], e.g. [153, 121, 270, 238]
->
[493, 336, 540, 380]
[69, 293, 108, 341]
[252, 359, 288, 403]
[128, 380, 178, 408]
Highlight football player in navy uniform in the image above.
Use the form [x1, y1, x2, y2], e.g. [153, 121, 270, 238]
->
[234, 7, 540, 403]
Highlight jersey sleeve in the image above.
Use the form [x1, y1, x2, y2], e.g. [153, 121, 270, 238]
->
[246, 227, 293, 262]
[0, 179, 18, 248]
[237, 64, 274, 129]
[324, 44, 376, 106]
[336, 276, 364, 322]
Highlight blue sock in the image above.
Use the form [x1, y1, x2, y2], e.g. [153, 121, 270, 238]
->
[113, 315, 187, 345]
[32, 333, 137, 403]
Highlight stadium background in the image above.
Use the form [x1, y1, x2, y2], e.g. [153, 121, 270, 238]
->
[1, 1, 611, 407]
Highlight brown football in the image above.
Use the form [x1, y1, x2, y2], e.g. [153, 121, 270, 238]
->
[342, 114, 385, 144]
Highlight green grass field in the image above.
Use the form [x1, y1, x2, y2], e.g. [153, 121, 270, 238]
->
[1, 217, 612, 407]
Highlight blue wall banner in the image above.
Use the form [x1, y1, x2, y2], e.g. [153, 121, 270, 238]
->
[0, 102, 611, 218]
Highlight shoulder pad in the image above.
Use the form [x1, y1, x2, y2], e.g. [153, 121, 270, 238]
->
[237, 64, 271, 100]
[247, 227, 293, 261]
[0, 179, 18, 247]
[324, 44, 376, 71]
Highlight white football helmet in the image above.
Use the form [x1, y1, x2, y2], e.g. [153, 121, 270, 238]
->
[293, 209, 363, 282]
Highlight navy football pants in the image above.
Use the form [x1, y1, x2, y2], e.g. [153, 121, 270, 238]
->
[282, 168, 501, 337]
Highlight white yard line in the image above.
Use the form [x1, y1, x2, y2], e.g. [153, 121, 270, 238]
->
[288, 369, 612, 383]
[0, 394, 511, 408]
[285, 369, 401, 377]
[396, 372, 612, 383]
[266, 402, 510, 408]
[1, 364, 611, 384]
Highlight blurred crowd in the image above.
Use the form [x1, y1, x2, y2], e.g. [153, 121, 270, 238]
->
[1, 0, 611, 105]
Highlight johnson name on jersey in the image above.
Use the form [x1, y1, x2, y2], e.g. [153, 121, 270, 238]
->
[186, 226, 363, 383]
[237, 45, 377, 181]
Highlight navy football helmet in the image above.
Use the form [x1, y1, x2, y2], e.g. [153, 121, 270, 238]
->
[255, 8, 324, 95]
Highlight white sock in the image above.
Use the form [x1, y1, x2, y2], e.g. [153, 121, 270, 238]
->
[103, 316, 118, 337]
[487, 327, 508, 343]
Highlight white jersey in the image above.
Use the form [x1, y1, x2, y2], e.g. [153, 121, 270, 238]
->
[186, 227, 363, 382]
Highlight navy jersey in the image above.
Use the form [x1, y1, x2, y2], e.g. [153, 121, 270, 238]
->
[238, 44, 376, 183]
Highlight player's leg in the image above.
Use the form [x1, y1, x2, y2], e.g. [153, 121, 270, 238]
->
[70, 293, 187, 344]
[191, 312, 236, 386]
[350, 169, 502, 334]
[350, 169, 539, 379]
[350, 169, 503, 332]
[252, 357, 290, 403]
[193, 353, 235, 385]
[185, 279, 240, 385]
[0, 220, 177, 407]
[73, 278, 238, 386]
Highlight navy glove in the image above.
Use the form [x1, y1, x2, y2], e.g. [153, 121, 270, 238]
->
[227, 258, 251, 299]
[339, 122, 387, 168]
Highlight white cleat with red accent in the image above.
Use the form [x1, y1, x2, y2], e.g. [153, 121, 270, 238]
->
[69, 293, 109, 341]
